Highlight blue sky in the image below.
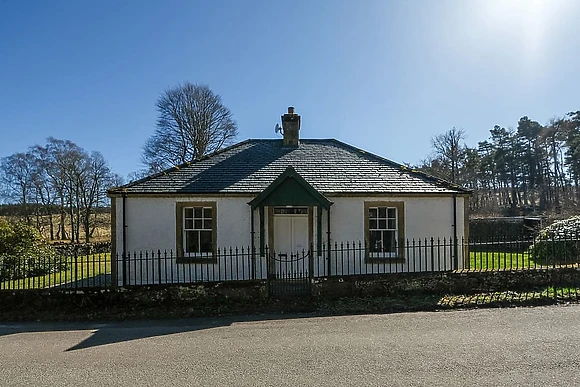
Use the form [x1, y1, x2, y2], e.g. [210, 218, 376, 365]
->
[1, 0, 579, 179]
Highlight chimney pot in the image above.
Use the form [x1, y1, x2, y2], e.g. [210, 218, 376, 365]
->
[281, 106, 300, 147]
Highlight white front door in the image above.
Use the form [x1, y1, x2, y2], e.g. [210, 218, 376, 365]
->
[272, 208, 309, 278]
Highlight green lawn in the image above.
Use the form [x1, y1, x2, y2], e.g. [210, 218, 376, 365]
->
[467, 249, 580, 271]
[468, 250, 534, 270]
[1, 253, 112, 290]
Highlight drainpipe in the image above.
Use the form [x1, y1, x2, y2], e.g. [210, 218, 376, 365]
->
[122, 192, 127, 286]
[452, 193, 458, 269]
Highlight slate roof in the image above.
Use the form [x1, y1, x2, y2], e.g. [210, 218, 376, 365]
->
[110, 139, 470, 195]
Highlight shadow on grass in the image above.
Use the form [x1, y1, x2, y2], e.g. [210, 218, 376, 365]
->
[53, 274, 112, 288]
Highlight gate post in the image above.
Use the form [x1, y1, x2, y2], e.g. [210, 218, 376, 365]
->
[122, 252, 127, 287]
[309, 244, 314, 281]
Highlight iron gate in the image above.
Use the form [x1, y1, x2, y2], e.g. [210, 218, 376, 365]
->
[268, 249, 312, 296]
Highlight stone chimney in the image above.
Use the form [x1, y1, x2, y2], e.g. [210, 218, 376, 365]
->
[281, 106, 300, 146]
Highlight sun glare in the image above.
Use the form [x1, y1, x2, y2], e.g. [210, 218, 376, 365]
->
[484, 0, 550, 50]
[476, 0, 573, 73]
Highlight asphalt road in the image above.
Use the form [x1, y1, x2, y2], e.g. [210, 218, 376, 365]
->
[1, 305, 580, 386]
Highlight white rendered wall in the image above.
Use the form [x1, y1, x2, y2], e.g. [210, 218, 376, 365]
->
[114, 195, 468, 285]
[315, 196, 468, 275]
[327, 196, 465, 242]
[115, 196, 259, 285]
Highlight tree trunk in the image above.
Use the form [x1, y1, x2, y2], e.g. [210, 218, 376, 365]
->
[48, 213, 54, 240]
[551, 136, 560, 209]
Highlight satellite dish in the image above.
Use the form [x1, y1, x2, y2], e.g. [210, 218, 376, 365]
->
[275, 123, 283, 135]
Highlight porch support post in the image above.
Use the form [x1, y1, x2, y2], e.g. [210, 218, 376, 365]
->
[250, 208, 256, 279]
[326, 207, 331, 276]
[317, 206, 323, 255]
[259, 205, 265, 257]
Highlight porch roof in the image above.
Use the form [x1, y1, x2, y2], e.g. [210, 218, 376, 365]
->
[249, 166, 332, 209]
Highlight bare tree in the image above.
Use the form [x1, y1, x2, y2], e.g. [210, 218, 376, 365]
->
[142, 83, 238, 173]
[0, 152, 37, 224]
[43, 138, 86, 242]
[1, 138, 117, 243]
[29, 146, 56, 239]
[430, 127, 467, 183]
[78, 151, 115, 243]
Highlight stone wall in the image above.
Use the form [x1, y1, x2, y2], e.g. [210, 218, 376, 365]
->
[52, 241, 112, 255]
[0, 280, 268, 317]
[312, 268, 580, 299]
[1, 269, 579, 320]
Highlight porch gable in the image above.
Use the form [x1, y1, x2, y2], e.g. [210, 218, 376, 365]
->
[249, 166, 332, 210]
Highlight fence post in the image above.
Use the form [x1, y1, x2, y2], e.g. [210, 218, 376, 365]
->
[326, 241, 331, 277]
[453, 236, 459, 270]
[157, 250, 162, 285]
[309, 243, 314, 281]
[74, 251, 79, 289]
[552, 233, 556, 269]
[251, 245, 256, 280]
[122, 251, 127, 287]
[429, 238, 434, 272]
[551, 233, 557, 301]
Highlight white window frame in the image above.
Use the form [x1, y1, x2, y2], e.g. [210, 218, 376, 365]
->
[368, 206, 399, 258]
[183, 206, 214, 257]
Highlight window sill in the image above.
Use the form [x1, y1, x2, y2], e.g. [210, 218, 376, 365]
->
[176, 256, 217, 264]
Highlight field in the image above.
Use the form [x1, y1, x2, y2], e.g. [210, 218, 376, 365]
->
[0, 212, 111, 244]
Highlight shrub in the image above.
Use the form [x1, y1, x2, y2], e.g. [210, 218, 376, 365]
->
[0, 219, 67, 281]
[529, 216, 580, 264]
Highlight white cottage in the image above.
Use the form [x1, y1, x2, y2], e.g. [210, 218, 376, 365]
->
[108, 107, 471, 286]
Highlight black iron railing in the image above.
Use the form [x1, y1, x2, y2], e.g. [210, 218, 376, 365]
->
[2, 236, 580, 290]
